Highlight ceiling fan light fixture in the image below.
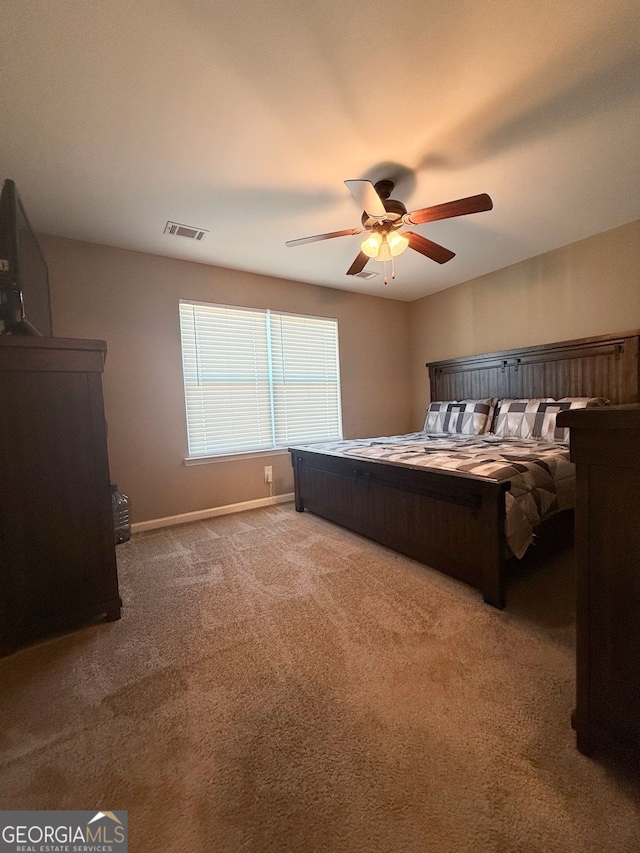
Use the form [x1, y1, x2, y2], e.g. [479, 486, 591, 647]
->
[361, 232, 382, 258]
[376, 236, 392, 262]
[387, 231, 409, 256]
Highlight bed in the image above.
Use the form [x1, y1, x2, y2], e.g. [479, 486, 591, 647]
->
[289, 330, 640, 608]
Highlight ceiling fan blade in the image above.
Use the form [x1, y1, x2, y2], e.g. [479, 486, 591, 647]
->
[344, 180, 387, 220]
[406, 231, 456, 264]
[346, 252, 369, 276]
[403, 193, 493, 226]
[285, 227, 363, 247]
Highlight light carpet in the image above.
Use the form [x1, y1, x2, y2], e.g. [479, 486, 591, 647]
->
[1, 504, 639, 852]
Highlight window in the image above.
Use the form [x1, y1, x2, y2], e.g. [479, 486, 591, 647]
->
[179, 300, 343, 458]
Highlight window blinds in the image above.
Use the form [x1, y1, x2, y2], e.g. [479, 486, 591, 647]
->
[179, 301, 342, 457]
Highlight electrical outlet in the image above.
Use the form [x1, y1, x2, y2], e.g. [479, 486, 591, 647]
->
[264, 465, 273, 483]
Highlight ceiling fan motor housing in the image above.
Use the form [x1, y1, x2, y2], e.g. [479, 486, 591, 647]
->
[362, 197, 407, 228]
[373, 180, 394, 199]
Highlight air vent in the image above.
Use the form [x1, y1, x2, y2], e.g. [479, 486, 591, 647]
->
[355, 270, 379, 280]
[164, 221, 209, 241]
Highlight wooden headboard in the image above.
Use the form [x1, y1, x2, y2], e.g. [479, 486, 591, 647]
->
[427, 330, 640, 405]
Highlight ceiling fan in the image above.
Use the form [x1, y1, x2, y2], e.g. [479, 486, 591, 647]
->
[286, 179, 493, 281]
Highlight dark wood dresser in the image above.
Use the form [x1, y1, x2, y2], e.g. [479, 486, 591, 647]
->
[0, 336, 121, 656]
[557, 404, 640, 759]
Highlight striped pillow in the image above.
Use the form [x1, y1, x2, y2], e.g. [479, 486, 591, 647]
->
[543, 397, 609, 442]
[494, 397, 608, 442]
[493, 399, 555, 439]
[424, 399, 496, 435]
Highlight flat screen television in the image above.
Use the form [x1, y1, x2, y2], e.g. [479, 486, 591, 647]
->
[0, 179, 52, 336]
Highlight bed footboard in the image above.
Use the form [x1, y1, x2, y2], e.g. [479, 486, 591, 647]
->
[290, 448, 510, 608]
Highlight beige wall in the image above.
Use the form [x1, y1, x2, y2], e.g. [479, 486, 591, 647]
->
[410, 219, 640, 428]
[41, 236, 412, 522]
[40, 217, 640, 522]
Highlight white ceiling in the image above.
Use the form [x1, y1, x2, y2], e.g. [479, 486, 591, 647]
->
[1, 0, 639, 301]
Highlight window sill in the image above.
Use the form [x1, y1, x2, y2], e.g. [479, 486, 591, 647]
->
[184, 448, 291, 466]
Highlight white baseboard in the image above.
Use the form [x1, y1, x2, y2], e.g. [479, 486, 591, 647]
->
[131, 492, 295, 534]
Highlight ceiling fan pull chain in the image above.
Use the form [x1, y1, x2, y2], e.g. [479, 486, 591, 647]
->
[391, 256, 396, 280]
[383, 259, 388, 285]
